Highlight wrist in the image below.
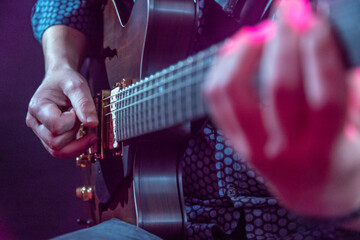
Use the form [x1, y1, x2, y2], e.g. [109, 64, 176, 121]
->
[45, 61, 77, 75]
[42, 25, 88, 72]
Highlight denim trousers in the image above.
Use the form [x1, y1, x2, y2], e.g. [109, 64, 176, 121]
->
[52, 219, 163, 240]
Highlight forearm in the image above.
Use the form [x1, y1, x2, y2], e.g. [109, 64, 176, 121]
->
[42, 25, 89, 72]
[27, 25, 98, 159]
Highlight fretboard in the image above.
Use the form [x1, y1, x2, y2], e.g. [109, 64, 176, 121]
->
[107, 44, 220, 142]
[106, 0, 360, 143]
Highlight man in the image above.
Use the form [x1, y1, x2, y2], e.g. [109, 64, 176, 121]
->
[27, 0, 360, 239]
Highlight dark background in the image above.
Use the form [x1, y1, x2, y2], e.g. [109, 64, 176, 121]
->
[0, 1, 88, 239]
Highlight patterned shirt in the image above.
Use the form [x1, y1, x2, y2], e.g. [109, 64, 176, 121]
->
[31, 0, 360, 239]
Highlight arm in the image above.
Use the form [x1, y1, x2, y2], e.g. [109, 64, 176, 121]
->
[26, 25, 98, 158]
[205, 0, 360, 230]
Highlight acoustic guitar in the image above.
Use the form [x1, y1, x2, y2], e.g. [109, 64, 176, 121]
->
[75, 0, 360, 239]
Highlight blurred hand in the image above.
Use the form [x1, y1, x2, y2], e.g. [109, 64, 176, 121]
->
[205, 0, 360, 218]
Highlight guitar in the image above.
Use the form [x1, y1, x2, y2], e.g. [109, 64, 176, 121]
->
[77, 0, 203, 239]
[75, 0, 360, 239]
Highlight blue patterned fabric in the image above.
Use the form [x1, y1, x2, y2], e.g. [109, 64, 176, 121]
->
[182, 121, 360, 239]
[31, 0, 103, 45]
[31, 0, 360, 239]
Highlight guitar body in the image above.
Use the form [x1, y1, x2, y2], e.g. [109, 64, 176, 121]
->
[88, 0, 197, 239]
[103, 0, 196, 86]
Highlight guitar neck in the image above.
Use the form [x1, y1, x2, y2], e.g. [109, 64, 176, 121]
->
[105, 0, 360, 144]
[108, 44, 220, 142]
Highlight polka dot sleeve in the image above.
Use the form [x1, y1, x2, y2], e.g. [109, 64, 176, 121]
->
[31, 0, 103, 45]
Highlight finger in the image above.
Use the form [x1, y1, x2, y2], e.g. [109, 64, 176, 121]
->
[28, 111, 98, 158]
[300, 14, 347, 154]
[35, 122, 81, 151]
[347, 68, 360, 130]
[26, 111, 39, 129]
[205, 50, 251, 158]
[27, 109, 81, 151]
[261, 0, 310, 159]
[28, 110, 80, 151]
[205, 21, 274, 161]
[43, 134, 98, 159]
[29, 99, 78, 135]
[61, 75, 98, 127]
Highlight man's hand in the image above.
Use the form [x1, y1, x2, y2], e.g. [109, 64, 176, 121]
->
[26, 26, 98, 158]
[205, 0, 360, 219]
[26, 66, 98, 158]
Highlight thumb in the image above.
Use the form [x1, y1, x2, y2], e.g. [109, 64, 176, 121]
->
[62, 75, 98, 127]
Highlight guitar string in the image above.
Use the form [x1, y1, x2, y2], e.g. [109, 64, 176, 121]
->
[104, 71, 206, 116]
[101, 49, 214, 123]
[100, 60, 209, 133]
[102, 55, 214, 114]
[101, 71, 206, 124]
[101, 43, 220, 105]
[97, 42, 221, 140]
[103, 52, 215, 118]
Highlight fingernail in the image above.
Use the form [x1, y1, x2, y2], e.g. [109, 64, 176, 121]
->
[220, 21, 276, 56]
[248, 20, 276, 43]
[278, 0, 312, 32]
[86, 116, 99, 126]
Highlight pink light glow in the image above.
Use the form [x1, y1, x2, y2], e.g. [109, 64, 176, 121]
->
[345, 123, 358, 141]
[220, 20, 276, 56]
[277, 0, 312, 32]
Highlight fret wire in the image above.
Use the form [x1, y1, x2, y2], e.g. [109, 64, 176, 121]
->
[119, 88, 123, 140]
[153, 72, 161, 130]
[183, 58, 193, 121]
[146, 77, 151, 133]
[139, 80, 143, 135]
[117, 89, 120, 140]
[129, 86, 133, 137]
[184, 61, 193, 119]
[128, 89, 131, 138]
[175, 64, 182, 123]
[146, 79, 149, 132]
[133, 83, 138, 137]
[147, 78, 151, 132]
[123, 89, 126, 139]
[121, 91, 128, 138]
[142, 80, 147, 134]
[151, 77, 155, 131]
[168, 66, 174, 126]
[137, 82, 141, 136]
[160, 71, 166, 128]
[123, 88, 127, 139]
[194, 52, 204, 117]
[130, 88, 134, 137]
[147, 78, 152, 133]
[115, 89, 119, 142]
